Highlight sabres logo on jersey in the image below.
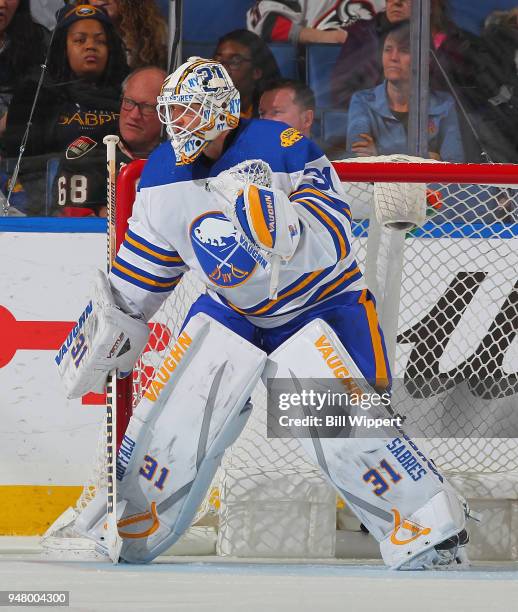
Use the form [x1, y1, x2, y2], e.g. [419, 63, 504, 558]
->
[190, 211, 257, 288]
[280, 127, 303, 148]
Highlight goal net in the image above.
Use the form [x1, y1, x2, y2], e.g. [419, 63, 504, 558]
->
[44, 156, 518, 561]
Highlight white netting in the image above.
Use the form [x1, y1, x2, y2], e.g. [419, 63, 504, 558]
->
[59, 158, 518, 558]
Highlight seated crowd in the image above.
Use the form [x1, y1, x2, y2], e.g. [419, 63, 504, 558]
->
[0, 0, 517, 219]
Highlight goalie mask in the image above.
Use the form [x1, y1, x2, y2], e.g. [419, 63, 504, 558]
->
[157, 57, 241, 164]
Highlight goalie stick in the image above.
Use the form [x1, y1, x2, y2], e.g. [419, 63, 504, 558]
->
[103, 134, 123, 563]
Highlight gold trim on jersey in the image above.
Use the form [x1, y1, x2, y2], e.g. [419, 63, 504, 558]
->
[296, 198, 347, 260]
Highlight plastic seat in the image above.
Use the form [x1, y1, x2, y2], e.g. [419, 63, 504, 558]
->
[269, 43, 299, 79]
[183, 0, 254, 41]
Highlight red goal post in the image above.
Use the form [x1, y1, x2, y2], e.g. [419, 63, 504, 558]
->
[114, 159, 146, 445]
[332, 160, 518, 184]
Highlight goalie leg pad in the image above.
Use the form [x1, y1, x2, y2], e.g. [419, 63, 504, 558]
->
[76, 312, 267, 563]
[264, 318, 466, 569]
[56, 270, 150, 398]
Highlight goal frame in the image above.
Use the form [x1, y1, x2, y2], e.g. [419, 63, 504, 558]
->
[111, 157, 518, 562]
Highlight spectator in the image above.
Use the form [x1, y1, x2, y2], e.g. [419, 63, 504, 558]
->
[3, 3, 128, 158]
[247, 0, 386, 45]
[259, 77, 347, 159]
[86, 0, 168, 69]
[118, 66, 165, 158]
[346, 23, 464, 162]
[449, 6, 518, 162]
[213, 29, 280, 118]
[259, 78, 314, 137]
[54, 65, 166, 217]
[2, 3, 129, 215]
[426, 0, 493, 162]
[331, 0, 411, 109]
[0, 0, 48, 138]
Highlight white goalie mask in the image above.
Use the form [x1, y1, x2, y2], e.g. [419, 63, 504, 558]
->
[157, 57, 241, 164]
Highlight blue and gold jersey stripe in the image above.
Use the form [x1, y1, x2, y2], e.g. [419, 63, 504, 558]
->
[294, 197, 349, 261]
[222, 267, 333, 316]
[124, 230, 184, 266]
[112, 256, 182, 293]
[308, 262, 362, 305]
[290, 185, 334, 202]
[291, 184, 352, 220]
[219, 261, 362, 319]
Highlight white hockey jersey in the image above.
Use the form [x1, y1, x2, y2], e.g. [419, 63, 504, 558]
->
[110, 119, 364, 328]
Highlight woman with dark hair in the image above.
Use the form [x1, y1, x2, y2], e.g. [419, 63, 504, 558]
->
[2, 3, 129, 215]
[0, 0, 48, 135]
[46, 2, 128, 85]
[213, 29, 281, 118]
[3, 3, 129, 158]
[87, 0, 168, 69]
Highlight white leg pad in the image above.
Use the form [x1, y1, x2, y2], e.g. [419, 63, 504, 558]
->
[264, 318, 466, 569]
[75, 312, 267, 563]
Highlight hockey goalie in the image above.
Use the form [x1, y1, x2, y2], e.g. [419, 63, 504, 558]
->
[55, 56, 469, 569]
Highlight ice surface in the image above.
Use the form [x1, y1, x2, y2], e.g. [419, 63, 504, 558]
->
[1, 555, 517, 612]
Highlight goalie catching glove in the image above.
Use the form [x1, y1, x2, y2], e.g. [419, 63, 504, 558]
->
[209, 173, 300, 260]
[55, 270, 150, 399]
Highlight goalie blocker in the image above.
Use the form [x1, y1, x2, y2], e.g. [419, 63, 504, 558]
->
[55, 270, 150, 398]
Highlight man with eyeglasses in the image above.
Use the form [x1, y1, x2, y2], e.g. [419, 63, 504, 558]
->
[52, 65, 166, 216]
[118, 66, 166, 160]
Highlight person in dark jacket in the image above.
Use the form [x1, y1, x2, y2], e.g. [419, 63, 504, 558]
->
[3, 3, 128, 158]
[2, 3, 129, 214]
[0, 0, 48, 138]
[455, 7, 518, 162]
[331, 0, 411, 109]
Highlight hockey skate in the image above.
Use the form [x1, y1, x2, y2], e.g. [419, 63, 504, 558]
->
[399, 529, 470, 570]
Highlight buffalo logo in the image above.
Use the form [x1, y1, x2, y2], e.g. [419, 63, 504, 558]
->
[190, 211, 256, 288]
[66, 136, 98, 159]
[75, 6, 97, 17]
[280, 127, 303, 148]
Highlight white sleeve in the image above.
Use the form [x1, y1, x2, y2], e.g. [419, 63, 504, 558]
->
[109, 189, 188, 321]
[288, 157, 355, 271]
